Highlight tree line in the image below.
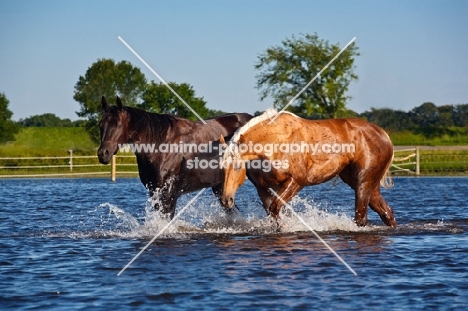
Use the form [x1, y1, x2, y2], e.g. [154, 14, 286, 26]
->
[255, 102, 468, 134]
[360, 102, 468, 133]
[17, 113, 85, 127]
[10, 97, 468, 137]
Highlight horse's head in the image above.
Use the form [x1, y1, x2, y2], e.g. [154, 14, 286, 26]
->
[219, 135, 247, 208]
[97, 96, 130, 164]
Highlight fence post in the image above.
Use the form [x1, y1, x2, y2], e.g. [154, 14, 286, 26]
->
[415, 147, 420, 175]
[111, 155, 116, 182]
[68, 149, 73, 172]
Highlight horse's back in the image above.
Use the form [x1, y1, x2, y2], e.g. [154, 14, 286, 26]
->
[208, 113, 253, 126]
[270, 114, 394, 169]
[205, 113, 253, 135]
[316, 117, 393, 157]
[298, 117, 392, 145]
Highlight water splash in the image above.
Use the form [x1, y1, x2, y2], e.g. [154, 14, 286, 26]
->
[100, 203, 140, 230]
[278, 197, 362, 232]
[37, 193, 463, 239]
[93, 194, 365, 238]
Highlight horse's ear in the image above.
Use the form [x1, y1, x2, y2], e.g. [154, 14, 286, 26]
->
[116, 96, 123, 111]
[219, 135, 226, 146]
[101, 96, 109, 112]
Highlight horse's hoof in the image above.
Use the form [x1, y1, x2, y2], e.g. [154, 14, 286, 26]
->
[387, 218, 397, 228]
[355, 219, 368, 227]
[275, 223, 288, 233]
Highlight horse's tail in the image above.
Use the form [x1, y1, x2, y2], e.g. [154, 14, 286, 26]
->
[380, 152, 394, 189]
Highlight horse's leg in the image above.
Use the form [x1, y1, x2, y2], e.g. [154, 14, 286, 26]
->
[148, 185, 163, 212]
[369, 186, 397, 227]
[255, 186, 276, 215]
[157, 189, 178, 220]
[267, 178, 302, 219]
[339, 167, 370, 227]
[340, 160, 396, 227]
[212, 184, 222, 199]
[158, 159, 187, 219]
[153, 176, 181, 220]
[146, 179, 178, 220]
[354, 185, 372, 227]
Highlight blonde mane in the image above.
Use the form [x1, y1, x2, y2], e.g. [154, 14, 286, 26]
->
[230, 109, 297, 143]
[221, 109, 298, 165]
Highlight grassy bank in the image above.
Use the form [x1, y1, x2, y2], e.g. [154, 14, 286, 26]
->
[420, 149, 468, 174]
[393, 147, 468, 175]
[389, 130, 468, 146]
[0, 127, 136, 177]
[389, 130, 468, 175]
[0, 127, 97, 157]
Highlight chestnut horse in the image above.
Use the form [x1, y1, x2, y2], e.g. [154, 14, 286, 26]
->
[220, 109, 396, 227]
[98, 96, 252, 219]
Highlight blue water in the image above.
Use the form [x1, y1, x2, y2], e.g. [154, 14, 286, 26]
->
[1, 177, 467, 310]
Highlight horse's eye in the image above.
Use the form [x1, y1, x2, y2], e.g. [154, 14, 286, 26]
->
[117, 124, 123, 129]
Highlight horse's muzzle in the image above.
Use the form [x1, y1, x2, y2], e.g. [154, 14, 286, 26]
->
[221, 196, 235, 208]
[97, 147, 112, 165]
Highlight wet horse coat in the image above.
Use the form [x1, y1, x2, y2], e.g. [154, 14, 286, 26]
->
[98, 96, 252, 219]
[220, 109, 396, 227]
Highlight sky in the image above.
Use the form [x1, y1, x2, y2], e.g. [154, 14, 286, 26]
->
[1, 0, 467, 121]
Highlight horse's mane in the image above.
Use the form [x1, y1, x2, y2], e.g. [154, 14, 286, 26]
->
[123, 106, 180, 141]
[222, 109, 298, 164]
[230, 109, 297, 143]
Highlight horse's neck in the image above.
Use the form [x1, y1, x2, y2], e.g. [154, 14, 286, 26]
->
[127, 110, 170, 143]
[230, 141, 262, 161]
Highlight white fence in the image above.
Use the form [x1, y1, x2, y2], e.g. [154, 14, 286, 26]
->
[0, 147, 423, 179]
[0, 151, 137, 179]
[392, 147, 420, 175]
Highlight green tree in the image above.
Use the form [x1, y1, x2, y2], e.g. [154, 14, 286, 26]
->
[255, 33, 359, 118]
[410, 102, 439, 127]
[18, 113, 74, 127]
[361, 107, 414, 132]
[139, 81, 209, 120]
[453, 104, 468, 127]
[436, 105, 455, 127]
[73, 58, 147, 141]
[0, 92, 20, 143]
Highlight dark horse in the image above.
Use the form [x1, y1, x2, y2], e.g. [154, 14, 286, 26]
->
[220, 109, 396, 227]
[98, 96, 252, 219]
